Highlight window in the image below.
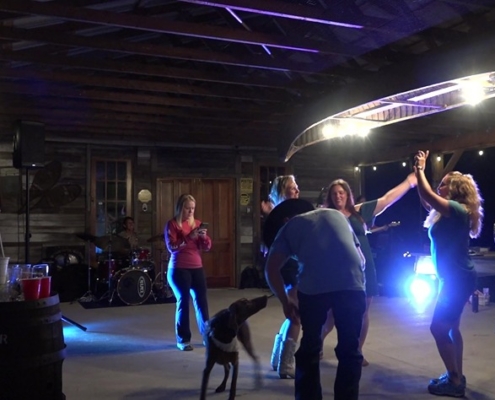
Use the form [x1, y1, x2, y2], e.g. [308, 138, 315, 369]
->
[92, 159, 131, 252]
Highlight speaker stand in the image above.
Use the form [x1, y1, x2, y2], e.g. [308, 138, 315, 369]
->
[24, 168, 31, 263]
[23, 168, 87, 332]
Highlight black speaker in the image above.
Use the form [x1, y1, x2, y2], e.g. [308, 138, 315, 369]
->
[13, 120, 45, 169]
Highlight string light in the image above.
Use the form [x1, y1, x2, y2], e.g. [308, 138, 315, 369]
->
[373, 166, 377, 171]
[436, 156, 442, 162]
[478, 150, 484, 156]
[402, 162, 407, 167]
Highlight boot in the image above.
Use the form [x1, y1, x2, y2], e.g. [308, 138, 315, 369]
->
[270, 333, 282, 371]
[277, 338, 296, 379]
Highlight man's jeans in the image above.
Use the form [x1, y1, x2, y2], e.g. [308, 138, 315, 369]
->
[295, 290, 366, 400]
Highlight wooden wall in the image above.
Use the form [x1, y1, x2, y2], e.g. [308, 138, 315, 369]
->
[0, 134, 358, 287]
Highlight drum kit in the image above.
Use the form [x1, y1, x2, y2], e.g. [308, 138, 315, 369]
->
[75, 231, 173, 306]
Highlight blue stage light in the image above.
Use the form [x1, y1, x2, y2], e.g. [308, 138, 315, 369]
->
[404, 255, 438, 312]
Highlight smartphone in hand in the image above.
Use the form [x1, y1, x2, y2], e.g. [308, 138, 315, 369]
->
[199, 222, 209, 230]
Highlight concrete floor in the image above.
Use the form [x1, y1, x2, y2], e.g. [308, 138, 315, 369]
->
[60, 288, 495, 400]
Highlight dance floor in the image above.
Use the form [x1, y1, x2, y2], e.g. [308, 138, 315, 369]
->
[60, 288, 495, 399]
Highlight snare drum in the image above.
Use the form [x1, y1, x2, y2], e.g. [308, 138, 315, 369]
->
[113, 268, 152, 305]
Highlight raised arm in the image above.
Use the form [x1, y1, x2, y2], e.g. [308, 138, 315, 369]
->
[357, 172, 417, 217]
[414, 150, 450, 217]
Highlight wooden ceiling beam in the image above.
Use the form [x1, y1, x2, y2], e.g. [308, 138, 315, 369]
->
[179, 0, 393, 31]
[357, 127, 495, 166]
[0, 49, 292, 89]
[2, 95, 284, 122]
[40, 125, 278, 148]
[0, 65, 286, 103]
[0, 80, 276, 112]
[0, 105, 278, 132]
[0, 115, 273, 140]
[0, 26, 333, 74]
[0, 0, 368, 56]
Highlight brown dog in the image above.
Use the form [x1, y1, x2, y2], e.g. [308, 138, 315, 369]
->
[200, 295, 268, 400]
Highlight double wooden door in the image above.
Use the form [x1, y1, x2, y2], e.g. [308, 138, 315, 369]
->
[156, 178, 235, 287]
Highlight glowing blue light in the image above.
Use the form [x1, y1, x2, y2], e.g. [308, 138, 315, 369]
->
[410, 278, 432, 303]
[405, 274, 438, 313]
[414, 255, 436, 275]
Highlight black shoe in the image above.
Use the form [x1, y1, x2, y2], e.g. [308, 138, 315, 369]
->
[177, 343, 193, 351]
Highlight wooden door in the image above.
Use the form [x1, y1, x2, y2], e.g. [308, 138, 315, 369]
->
[156, 178, 235, 287]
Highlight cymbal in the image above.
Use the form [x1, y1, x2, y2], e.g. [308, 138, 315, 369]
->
[75, 232, 97, 242]
[147, 233, 165, 243]
[94, 235, 130, 252]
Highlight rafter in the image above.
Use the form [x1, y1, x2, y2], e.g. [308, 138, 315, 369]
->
[0, 0, 370, 56]
[0, 26, 337, 74]
[357, 127, 495, 166]
[0, 80, 264, 111]
[0, 49, 292, 88]
[179, 0, 394, 31]
[0, 65, 286, 102]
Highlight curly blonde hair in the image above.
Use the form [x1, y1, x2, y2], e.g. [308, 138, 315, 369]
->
[424, 171, 484, 238]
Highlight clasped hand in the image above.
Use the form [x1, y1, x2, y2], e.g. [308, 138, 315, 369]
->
[414, 150, 429, 170]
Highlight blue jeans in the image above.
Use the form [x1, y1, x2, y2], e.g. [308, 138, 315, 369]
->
[296, 290, 366, 400]
[167, 267, 209, 344]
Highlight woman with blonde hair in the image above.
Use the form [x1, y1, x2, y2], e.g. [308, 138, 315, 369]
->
[263, 175, 301, 378]
[165, 194, 212, 351]
[415, 151, 483, 398]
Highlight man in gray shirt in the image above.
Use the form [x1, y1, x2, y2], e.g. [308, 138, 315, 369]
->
[265, 199, 366, 400]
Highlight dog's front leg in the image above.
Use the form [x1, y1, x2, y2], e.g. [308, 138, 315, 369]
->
[228, 360, 239, 400]
[200, 357, 215, 400]
[215, 363, 230, 393]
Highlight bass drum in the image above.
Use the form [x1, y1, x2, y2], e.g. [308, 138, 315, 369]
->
[113, 268, 152, 305]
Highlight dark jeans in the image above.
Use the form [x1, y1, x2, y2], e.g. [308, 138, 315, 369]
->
[167, 267, 209, 344]
[296, 290, 366, 400]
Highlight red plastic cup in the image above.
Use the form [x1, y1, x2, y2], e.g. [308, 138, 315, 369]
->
[21, 278, 41, 301]
[39, 276, 51, 298]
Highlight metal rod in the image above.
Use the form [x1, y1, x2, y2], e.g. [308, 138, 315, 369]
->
[61, 315, 87, 331]
[24, 168, 30, 264]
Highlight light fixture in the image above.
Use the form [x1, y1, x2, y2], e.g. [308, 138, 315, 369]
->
[402, 161, 407, 167]
[138, 189, 152, 212]
[478, 150, 484, 156]
[373, 166, 377, 171]
[436, 156, 442, 162]
[461, 80, 486, 106]
[285, 71, 495, 161]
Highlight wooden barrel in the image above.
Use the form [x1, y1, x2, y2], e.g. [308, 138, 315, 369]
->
[0, 294, 66, 400]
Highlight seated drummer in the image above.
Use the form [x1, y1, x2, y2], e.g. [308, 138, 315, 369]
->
[118, 216, 139, 250]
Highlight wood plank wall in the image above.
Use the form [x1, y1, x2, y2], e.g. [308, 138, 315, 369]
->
[0, 140, 88, 263]
[0, 133, 357, 286]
